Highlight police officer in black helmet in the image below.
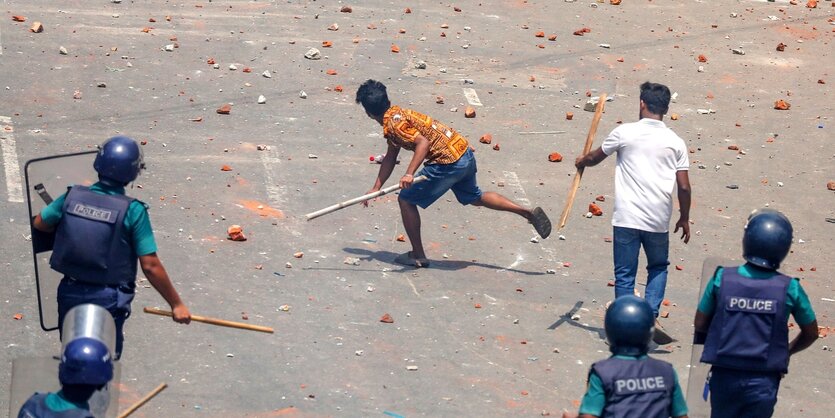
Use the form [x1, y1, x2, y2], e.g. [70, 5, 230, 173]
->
[33, 136, 191, 359]
[564, 295, 689, 418]
[694, 209, 818, 418]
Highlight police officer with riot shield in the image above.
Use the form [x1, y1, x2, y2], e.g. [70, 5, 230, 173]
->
[32, 136, 191, 359]
[693, 209, 819, 418]
[565, 296, 689, 418]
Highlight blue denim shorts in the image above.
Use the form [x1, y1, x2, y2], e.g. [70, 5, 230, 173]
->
[399, 149, 483, 209]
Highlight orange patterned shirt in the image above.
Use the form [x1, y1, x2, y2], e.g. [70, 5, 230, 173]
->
[382, 105, 469, 165]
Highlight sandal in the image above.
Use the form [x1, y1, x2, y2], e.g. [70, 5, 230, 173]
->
[394, 251, 430, 268]
[529, 207, 552, 239]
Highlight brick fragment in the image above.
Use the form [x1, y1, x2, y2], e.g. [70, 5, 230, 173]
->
[380, 313, 394, 323]
[30, 21, 43, 33]
[221, 165, 233, 171]
[535, 31, 545, 38]
[227, 225, 247, 241]
[548, 34, 557, 41]
[390, 44, 400, 53]
[596, 195, 605, 202]
[479, 134, 492, 144]
[11, 16, 26, 22]
[322, 41, 333, 48]
[492, 143, 500, 151]
[340, 5, 352, 12]
[776, 42, 787, 51]
[774, 99, 790, 110]
[697, 54, 708, 62]
[566, 112, 574, 120]
[728, 145, 739, 150]
[548, 152, 563, 162]
[396, 234, 406, 242]
[827, 181, 835, 191]
[217, 104, 232, 114]
[464, 106, 476, 118]
[589, 203, 603, 216]
[326, 69, 338, 75]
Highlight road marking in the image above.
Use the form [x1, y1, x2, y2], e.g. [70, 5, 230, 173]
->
[462, 88, 482, 106]
[0, 116, 24, 202]
[502, 171, 531, 207]
[259, 147, 287, 209]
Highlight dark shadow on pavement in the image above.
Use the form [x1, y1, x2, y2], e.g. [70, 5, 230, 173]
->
[342, 247, 546, 276]
[548, 301, 606, 340]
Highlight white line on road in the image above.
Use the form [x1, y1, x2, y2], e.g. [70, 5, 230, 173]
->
[502, 171, 531, 207]
[259, 147, 287, 209]
[462, 88, 482, 106]
[0, 116, 24, 202]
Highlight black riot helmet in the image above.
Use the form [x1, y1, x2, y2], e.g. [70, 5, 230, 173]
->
[605, 295, 655, 356]
[743, 208, 793, 270]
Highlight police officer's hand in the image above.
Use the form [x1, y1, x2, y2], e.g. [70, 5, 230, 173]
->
[172, 304, 191, 324]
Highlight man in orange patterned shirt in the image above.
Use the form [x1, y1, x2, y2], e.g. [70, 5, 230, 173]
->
[356, 80, 551, 267]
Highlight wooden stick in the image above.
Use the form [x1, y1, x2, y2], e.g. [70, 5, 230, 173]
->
[305, 175, 428, 221]
[117, 383, 167, 418]
[558, 93, 607, 230]
[143, 307, 274, 334]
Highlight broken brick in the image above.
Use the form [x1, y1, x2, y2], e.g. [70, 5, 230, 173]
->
[728, 145, 739, 151]
[610, 0, 622, 4]
[660, 311, 670, 318]
[293, 252, 304, 258]
[548, 152, 563, 162]
[30, 21, 43, 33]
[607, 280, 615, 287]
[221, 165, 233, 171]
[380, 313, 394, 323]
[464, 106, 476, 118]
[535, 31, 545, 38]
[217, 104, 232, 114]
[242, 67, 251, 73]
[11, 16, 26, 22]
[807, 0, 817, 8]
[573, 27, 591, 36]
[776, 42, 787, 52]
[697, 54, 708, 63]
[322, 41, 333, 48]
[818, 79, 826, 85]
[774, 99, 791, 110]
[404, 7, 412, 13]
[479, 134, 492, 144]
[13, 313, 23, 320]
[548, 34, 557, 41]
[227, 225, 247, 241]
[565, 112, 574, 120]
[454, 6, 462, 12]
[207, 58, 216, 65]
[396, 234, 406, 242]
[492, 143, 500, 151]
[435, 96, 445, 104]
[340, 5, 352, 13]
[662, 299, 671, 306]
[670, 113, 679, 120]
[596, 195, 606, 202]
[326, 69, 338, 75]
[390, 44, 400, 53]
[827, 181, 835, 191]
[474, 303, 482, 309]
[334, 85, 344, 92]
[675, 265, 684, 271]
[589, 203, 603, 216]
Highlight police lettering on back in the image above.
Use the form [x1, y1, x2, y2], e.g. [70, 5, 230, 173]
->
[615, 376, 667, 395]
[727, 297, 776, 313]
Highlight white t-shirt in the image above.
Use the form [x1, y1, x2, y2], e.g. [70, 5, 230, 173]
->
[601, 118, 689, 233]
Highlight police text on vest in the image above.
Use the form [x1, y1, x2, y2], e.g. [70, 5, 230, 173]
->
[726, 297, 777, 314]
[614, 376, 666, 395]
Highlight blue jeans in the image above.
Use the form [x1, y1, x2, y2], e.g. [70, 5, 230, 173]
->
[57, 278, 135, 360]
[612, 226, 669, 317]
[708, 367, 781, 418]
[398, 149, 482, 209]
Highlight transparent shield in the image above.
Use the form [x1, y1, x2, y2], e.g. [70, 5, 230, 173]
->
[9, 356, 120, 418]
[24, 151, 98, 331]
[686, 256, 736, 418]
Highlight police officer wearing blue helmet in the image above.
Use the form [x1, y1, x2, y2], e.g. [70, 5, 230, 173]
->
[18, 338, 113, 418]
[694, 209, 818, 418]
[565, 295, 688, 418]
[33, 136, 191, 359]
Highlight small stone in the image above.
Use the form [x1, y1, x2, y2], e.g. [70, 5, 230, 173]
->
[464, 106, 476, 118]
[558, 235, 566, 240]
[304, 48, 321, 60]
[308, 154, 318, 159]
[72, 90, 82, 99]
[827, 181, 835, 191]
[479, 134, 492, 144]
[257, 95, 266, 104]
[279, 304, 290, 311]
[164, 44, 175, 52]
[380, 313, 394, 323]
[217, 104, 232, 114]
[731, 48, 745, 55]
[262, 70, 272, 78]
[340, 6, 352, 13]
[59, 46, 68, 55]
[30, 22, 44, 33]
[299, 91, 307, 99]
[414, 60, 427, 69]
[293, 252, 304, 258]
[328, 23, 339, 31]
[343, 257, 361, 266]
[406, 365, 419, 371]
[96, 82, 106, 88]
[599, 43, 611, 48]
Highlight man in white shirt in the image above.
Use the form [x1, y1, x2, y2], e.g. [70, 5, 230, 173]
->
[575, 82, 692, 344]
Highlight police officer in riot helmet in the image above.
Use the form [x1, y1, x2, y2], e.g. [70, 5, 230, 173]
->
[33, 136, 191, 359]
[694, 209, 818, 418]
[18, 338, 113, 418]
[564, 295, 689, 418]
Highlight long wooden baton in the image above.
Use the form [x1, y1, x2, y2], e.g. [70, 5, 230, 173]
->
[558, 93, 607, 230]
[305, 175, 428, 221]
[143, 307, 274, 334]
[117, 383, 167, 418]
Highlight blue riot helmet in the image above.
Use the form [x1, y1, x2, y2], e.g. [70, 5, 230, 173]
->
[743, 208, 793, 270]
[93, 136, 144, 186]
[58, 337, 113, 386]
[605, 295, 655, 356]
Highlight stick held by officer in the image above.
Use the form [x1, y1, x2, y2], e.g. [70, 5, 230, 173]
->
[564, 296, 689, 418]
[32, 136, 191, 359]
[693, 209, 818, 418]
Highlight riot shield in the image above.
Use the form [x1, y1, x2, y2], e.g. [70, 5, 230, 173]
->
[685, 256, 736, 418]
[8, 357, 121, 418]
[24, 151, 98, 331]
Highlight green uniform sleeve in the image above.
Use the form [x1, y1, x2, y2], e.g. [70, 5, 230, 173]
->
[39, 193, 67, 225]
[671, 369, 688, 417]
[578, 371, 605, 416]
[697, 267, 723, 314]
[127, 202, 157, 256]
[789, 280, 817, 326]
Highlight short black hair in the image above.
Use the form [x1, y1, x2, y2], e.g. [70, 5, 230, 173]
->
[355, 79, 391, 117]
[639, 82, 671, 115]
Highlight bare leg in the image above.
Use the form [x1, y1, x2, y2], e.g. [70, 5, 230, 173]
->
[471, 192, 533, 220]
[398, 197, 427, 259]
